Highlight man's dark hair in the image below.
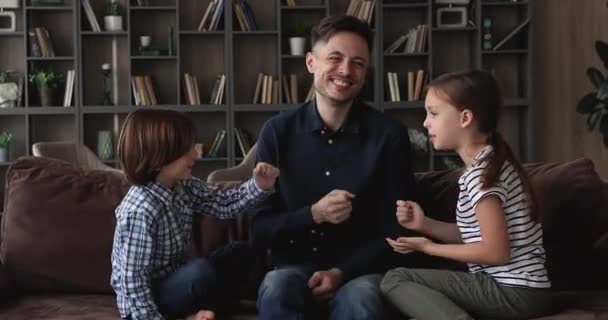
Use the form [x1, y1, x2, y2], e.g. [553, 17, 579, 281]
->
[310, 15, 373, 53]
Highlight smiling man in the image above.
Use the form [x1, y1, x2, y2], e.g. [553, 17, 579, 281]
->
[253, 15, 417, 320]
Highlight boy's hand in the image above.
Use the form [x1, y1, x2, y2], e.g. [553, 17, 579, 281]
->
[396, 200, 426, 231]
[253, 162, 280, 191]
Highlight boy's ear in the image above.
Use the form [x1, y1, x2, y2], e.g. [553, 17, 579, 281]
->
[460, 109, 474, 128]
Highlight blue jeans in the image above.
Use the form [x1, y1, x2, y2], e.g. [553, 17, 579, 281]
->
[151, 242, 254, 319]
[257, 266, 385, 320]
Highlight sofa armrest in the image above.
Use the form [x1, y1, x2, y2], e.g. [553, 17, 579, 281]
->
[206, 144, 257, 184]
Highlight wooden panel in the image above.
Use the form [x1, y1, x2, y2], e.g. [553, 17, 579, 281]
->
[532, 0, 608, 178]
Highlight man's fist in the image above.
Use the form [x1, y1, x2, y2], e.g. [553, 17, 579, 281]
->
[311, 190, 355, 224]
[253, 162, 280, 191]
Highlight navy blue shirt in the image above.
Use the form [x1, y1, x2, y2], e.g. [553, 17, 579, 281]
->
[253, 99, 417, 279]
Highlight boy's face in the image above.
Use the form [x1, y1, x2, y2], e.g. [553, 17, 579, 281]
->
[159, 146, 197, 183]
[306, 31, 369, 106]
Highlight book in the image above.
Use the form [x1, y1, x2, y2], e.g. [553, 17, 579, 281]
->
[82, 0, 101, 32]
[253, 72, 264, 104]
[492, 18, 529, 51]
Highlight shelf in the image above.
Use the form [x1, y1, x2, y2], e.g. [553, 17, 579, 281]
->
[481, 1, 528, 7]
[82, 105, 228, 114]
[0, 32, 24, 37]
[26, 5, 72, 11]
[384, 52, 429, 57]
[432, 27, 478, 32]
[81, 31, 128, 37]
[27, 56, 74, 61]
[383, 3, 429, 9]
[131, 56, 177, 60]
[233, 104, 297, 112]
[25, 107, 76, 115]
[130, 6, 176, 11]
[180, 31, 224, 36]
[0, 108, 27, 115]
[482, 49, 528, 55]
[280, 5, 326, 11]
[233, 31, 278, 36]
[382, 101, 425, 110]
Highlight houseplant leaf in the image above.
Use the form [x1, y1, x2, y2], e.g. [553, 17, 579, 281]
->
[596, 41, 608, 69]
[587, 110, 602, 130]
[577, 92, 598, 114]
[587, 67, 605, 89]
[597, 81, 608, 101]
[601, 114, 608, 146]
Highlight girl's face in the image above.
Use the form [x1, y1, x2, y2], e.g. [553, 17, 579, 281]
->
[159, 146, 197, 185]
[423, 88, 465, 151]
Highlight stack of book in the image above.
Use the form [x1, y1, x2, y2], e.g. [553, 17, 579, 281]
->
[253, 73, 278, 104]
[207, 129, 226, 158]
[183, 73, 201, 105]
[284, 0, 297, 7]
[281, 74, 299, 104]
[63, 69, 75, 107]
[131, 75, 157, 106]
[29, 27, 55, 57]
[209, 74, 226, 105]
[197, 0, 225, 31]
[345, 0, 375, 25]
[385, 24, 428, 54]
[233, 0, 258, 31]
[234, 127, 254, 158]
[386, 69, 426, 102]
[82, 0, 101, 32]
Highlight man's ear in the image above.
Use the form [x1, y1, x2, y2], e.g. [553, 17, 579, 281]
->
[305, 52, 315, 74]
[460, 109, 474, 128]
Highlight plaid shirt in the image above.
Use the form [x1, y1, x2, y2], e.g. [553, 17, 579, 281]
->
[110, 177, 270, 320]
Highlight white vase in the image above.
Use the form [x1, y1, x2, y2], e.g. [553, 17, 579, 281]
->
[104, 16, 123, 32]
[289, 37, 306, 56]
[0, 147, 8, 163]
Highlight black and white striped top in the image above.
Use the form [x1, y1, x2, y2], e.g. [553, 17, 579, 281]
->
[456, 145, 551, 288]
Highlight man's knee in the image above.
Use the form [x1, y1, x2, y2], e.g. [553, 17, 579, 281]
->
[184, 258, 218, 291]
[258, 268, 309, 300]
[331, 274, 384, 319]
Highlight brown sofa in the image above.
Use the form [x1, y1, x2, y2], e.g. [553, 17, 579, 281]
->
[0, 156, 607, 320]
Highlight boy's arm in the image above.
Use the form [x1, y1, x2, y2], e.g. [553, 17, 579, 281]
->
[185, 178, 272, 219]
[118, 210, 164, 320]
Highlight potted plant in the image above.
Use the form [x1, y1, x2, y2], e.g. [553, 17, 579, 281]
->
[104, 1, 124, 32]
[0, 131, 14, 163]
[288, 22, 309, 56]
[0, 71, 20, 108]
[577, 40, 608, 146]
[29, 69, 63, 107]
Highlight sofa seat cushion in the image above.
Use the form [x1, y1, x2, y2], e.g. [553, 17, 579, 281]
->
[0, 295, 120, 320]
[0, 156, 130, 294]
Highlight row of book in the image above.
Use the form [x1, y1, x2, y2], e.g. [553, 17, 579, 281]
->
[206, 127, 255, 158]
[284, 0, 298, 7]
[183, 73, 226, 105]
[29, 27, 55, 57]
[346, 0, 375, 25]
[386, 69, 426, 102]
[62, 69, 76, 107]
[82, 0, 101, 32]
[233, 0, 258, 32]
[385, 24, 429, 54]
[252, 73, 279, 104]
[131, 75, 158, 106]
[197, 0, 225, 32]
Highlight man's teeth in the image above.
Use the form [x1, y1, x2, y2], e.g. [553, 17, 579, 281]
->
[332, 79, 350, 87]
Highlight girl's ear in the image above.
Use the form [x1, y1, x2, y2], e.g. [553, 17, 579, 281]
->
[460, 109, 474, 128]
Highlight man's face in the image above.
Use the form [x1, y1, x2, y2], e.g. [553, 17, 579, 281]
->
[306, 31, 369, 106]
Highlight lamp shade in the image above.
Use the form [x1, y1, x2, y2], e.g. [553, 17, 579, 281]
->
[0, 0, 20, 8]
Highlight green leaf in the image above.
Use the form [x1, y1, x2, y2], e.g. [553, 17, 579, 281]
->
[596, 41, 608, 69]
[577, 92, 598, 113]
[587, 111, 602, 130]
[601, 113, 608, 134]
[597, 82, 608, 101]
[587, 67, 605, 89]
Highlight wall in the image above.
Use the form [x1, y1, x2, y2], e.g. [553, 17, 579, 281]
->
[532, 0, 608, 177]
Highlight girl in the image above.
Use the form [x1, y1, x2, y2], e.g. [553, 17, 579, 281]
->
[380, 70, 552, 320]
[110, 109, 279, 320]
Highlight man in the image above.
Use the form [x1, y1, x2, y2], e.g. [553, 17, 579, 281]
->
[253, 15, 417, 320]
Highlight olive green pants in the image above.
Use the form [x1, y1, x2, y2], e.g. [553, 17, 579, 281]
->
[380, 268, 553, 320]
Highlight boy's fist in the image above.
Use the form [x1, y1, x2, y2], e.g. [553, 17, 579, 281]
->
[253, 162, 280, 191]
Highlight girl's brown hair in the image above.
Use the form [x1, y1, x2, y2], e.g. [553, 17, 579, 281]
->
[117, 109, 196, 185]
[427, 70, 538, 221]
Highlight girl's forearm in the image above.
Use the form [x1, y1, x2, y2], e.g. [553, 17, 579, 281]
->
[421, 218, 462, 244]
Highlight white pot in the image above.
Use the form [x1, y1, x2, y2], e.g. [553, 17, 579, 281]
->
[0, 0, 20, 8]
[104, 15, 123, 32]
[289, 37, 306, 56]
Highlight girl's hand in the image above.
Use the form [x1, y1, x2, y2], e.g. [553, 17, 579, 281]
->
[253, 162, 280, 191]
[386, 237, 434, 254]
[396, 200, 426, 231]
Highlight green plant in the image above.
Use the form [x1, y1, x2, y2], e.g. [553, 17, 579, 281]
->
[577, 40, 608, 146]
[105, 1, 123, 16]
[28, 69, 63, 90]
[0, 132, 14, 148]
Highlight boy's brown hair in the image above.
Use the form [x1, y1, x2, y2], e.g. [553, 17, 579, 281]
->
[117, 109, 196, 185]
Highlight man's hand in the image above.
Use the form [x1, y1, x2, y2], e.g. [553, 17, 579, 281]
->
[311, 190, 355, 224]
[307, 268, 344, 301]
[253, 162, 280, 191]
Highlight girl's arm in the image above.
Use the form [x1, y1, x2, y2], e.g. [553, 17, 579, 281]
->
[420, 217, 462, 244]
[395, 200, 461, 243]
[395, 196, 511, 266]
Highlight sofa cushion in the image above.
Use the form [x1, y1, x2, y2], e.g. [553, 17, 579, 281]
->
[415, 158, 608, 290]
[0, 156, 130, 294]
[0, 295, 121, 320]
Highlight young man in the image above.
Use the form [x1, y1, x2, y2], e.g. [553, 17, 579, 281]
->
[253, 15, 417, 319]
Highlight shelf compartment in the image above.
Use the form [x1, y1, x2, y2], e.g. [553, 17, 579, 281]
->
[180, 35, 225, 105]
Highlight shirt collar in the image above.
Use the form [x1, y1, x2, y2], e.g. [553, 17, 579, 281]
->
[144, 180, 174, 206]
[304, 97, 362, 134]
[472, 145, 494, 165]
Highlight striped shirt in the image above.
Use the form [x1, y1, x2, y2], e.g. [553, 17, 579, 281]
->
[110, 177, 271, 320]
[457, 145, 551, 289]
